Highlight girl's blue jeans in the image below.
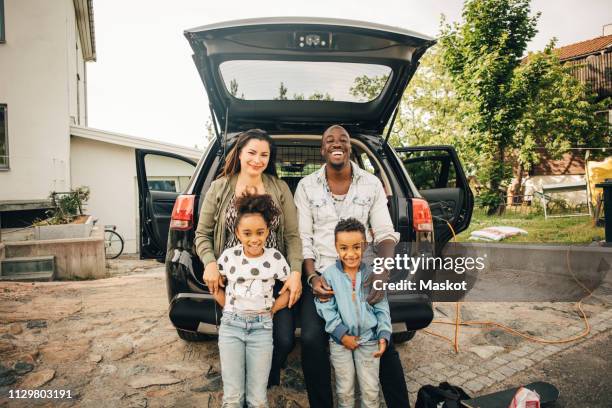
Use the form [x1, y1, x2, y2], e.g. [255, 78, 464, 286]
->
[218, 311, 274, 408]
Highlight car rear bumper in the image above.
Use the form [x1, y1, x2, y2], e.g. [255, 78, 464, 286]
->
[168, 292, 433, 335]
[169, 293, 222, 333]
[388, 292, 433, 330]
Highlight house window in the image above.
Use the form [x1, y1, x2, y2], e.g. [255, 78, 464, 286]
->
[0, 104, 7, 169]
[0, 0, 5, 43]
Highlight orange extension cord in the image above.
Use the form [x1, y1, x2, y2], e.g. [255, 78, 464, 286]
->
[421, 221, 607, 352]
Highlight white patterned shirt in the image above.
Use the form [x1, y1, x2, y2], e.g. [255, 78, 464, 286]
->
[217, 245, 290, 313]
[294, 162, 400, 274]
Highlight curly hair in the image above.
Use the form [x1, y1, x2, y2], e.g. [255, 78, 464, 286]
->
[334, 217, 366, 241]
[235, 193, 280, 228]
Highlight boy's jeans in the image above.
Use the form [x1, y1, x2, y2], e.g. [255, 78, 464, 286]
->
[330, 340, 381, 408]
[218, 311, 274, 408]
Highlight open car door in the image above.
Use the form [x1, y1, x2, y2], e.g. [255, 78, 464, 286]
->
[136, 149, 197, 259]
[396, 146, 473, 248]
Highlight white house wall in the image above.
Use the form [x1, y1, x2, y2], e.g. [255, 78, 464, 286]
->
[70, 136, 198, 254]
[0, 0, 86, 200]
[67, 2, 87, 127]
[70, 136, 139, 253]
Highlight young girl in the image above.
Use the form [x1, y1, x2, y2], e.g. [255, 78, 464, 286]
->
[214, 193, 291, 408]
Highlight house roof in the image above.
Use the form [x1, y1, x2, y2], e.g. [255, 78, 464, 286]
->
[70, 126, 204, 161]
[74, 0, 96, 61]
[555, 34, 612, 61]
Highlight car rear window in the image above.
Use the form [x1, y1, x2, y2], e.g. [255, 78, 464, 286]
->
[219, 60, 391, 102]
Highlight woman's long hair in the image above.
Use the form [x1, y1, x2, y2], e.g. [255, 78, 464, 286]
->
[219, 129, 278, 178]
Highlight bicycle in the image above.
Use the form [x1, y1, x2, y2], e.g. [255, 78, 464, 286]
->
[103, 225, 124, 259]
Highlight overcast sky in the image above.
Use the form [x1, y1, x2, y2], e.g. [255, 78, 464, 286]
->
[87, 0, 612, 150]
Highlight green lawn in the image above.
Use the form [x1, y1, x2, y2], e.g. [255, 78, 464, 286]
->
[456, 208, 605, 244]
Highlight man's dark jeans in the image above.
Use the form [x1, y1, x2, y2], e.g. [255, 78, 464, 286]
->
[300, 286, 410, 407]
[269, 306, 295, 386]
[269, 282, 296, 387]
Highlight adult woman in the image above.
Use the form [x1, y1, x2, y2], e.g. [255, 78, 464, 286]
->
[194, 129, 303, 387]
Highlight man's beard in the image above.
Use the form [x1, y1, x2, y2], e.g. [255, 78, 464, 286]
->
[329, 160, 347, 171]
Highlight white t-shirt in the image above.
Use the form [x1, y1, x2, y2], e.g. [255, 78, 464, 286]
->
[217, 245, 290, 313]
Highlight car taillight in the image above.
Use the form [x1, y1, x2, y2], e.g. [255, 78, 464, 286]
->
[412, 198, 433, 232]
[170, 195, 195, 230]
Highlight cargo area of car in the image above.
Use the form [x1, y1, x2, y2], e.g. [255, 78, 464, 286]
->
[187, 132, 401, 287]
[274, 135, 392, 193]
[194, 134, 398, 224]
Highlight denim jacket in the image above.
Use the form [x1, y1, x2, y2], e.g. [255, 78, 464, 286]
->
[294, 162, 399, 274]
[315, 260, 392, 344]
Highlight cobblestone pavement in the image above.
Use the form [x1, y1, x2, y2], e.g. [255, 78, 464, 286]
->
[0, 259, 610, 407]
[482, 330, 611, 407]
[401, 303, 612, 404]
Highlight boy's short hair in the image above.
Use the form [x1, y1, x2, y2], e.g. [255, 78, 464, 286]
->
[334, 218, 366, 242]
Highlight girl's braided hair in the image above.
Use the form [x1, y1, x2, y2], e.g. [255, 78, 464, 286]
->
[235, 193, 279, 228]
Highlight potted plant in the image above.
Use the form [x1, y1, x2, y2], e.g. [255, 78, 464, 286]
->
[33, 186, 94, 240]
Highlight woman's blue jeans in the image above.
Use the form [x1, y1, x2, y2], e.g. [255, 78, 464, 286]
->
[218, 311, 274, 408]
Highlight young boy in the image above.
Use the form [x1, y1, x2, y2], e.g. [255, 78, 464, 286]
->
[315, 218, 392, 408]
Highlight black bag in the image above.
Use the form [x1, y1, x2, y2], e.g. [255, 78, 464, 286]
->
[415, 382, 471, 408]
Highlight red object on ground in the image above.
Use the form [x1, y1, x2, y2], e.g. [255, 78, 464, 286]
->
[508, 386, 541, 408]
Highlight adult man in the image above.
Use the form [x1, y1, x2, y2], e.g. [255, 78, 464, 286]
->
[294, 125, 410, 407]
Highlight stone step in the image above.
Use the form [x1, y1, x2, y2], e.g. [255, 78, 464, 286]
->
[0, 271, 55, 282]
[0, 256, 55, 282]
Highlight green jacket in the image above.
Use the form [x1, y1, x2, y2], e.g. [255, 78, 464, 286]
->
[194, 174, 303, 273]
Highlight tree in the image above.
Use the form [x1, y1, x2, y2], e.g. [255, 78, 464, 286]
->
[395, 46, 472, 152]
[307, 91, 334, 101]
[348, 7, 611, 216]
[350, 47, 472, 156]
[512, 41, 610, 193]
[279, 89, 334, 101]
[229, 79, 239, 97]
[350, 74, 389, 101]
[276, 82, 288, 100]
[440, 0, 539, 213]
[204, 119, 216, 142]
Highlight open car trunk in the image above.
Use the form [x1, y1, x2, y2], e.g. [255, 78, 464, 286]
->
[184, 17, 435, 135]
